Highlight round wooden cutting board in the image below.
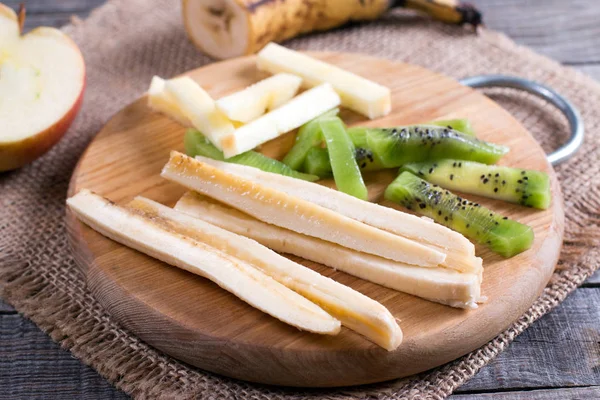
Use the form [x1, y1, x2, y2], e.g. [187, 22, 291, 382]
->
[67, 52, 564, 388]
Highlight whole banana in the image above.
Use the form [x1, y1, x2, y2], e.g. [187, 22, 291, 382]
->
[182, 0, 483, 59]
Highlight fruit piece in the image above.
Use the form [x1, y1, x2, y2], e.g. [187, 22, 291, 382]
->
[400, 160, 551, 209]
[320, 117, 368, 200]
[163, 76, 234, 149]
[196, 157, 481, 273]
[162, 152, 445, 266]
[282, 108, 338, 170]
[182, 0, 480, 60]
[216, 73, 302, 123]
[385, 172, 535, 257]
[130, 196, 402, 350]
[429, 119, 475, 136]
[257, 43, 391, 119]
[147, 76, 191, 126]
[185, 129, 318, 181]
[176, 192, 484, 309]
[67, 190, 340, 335]
[0, 4, 85, 172]
[347, 127, 387, 171]
[303, 147, 332, 178]
[220, 83, 340, 158]
[363, 125, 509, 167]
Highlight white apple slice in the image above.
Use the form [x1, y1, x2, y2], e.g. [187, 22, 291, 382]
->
[0, 5, 85, 172]
[67, 189, 341, 335]
[220, 83, 340, 158]
[147, 76, 191, 126]
[163, 76, 234, 149]
[216, 73, 302, 123]
[257, 43, 391, 119]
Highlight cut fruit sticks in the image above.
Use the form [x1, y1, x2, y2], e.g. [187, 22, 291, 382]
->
[194, 156, 482, 274]
[147, 76, 191, 126]
[216, 73, 302, 123]
[257, 43, 391, 119]
[66, 190, 340, 335]
[161, 151, 445, 267]
[163, 76, 234, 149]
[129, 196, 402, 350]
[176, 192, 484, 309]
[220, 83, 340, 158]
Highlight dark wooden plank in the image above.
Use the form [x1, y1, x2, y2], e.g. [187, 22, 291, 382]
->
[469, 0, 600, 64]
[4, 0, 107, 30]
[452, 386, 600, 400]
[454, 288, 600, 392]
[4, 0, 106, 13]
[573, 64, 600, 82]
[0, 299, 16, 314]
[0, 313, 129, 399]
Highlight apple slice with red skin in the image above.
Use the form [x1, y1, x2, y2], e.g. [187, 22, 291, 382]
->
[0, 4, 85, 172]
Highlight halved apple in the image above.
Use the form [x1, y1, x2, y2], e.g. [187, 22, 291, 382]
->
[0, 5, 85, 172]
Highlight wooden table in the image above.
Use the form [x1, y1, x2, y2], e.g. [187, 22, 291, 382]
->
[1, 1, 599, 398]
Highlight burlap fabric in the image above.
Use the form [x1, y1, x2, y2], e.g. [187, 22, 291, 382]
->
[1, 0, 599, 398]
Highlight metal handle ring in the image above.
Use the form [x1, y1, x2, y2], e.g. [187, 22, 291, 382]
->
[459, 74, 584, 166]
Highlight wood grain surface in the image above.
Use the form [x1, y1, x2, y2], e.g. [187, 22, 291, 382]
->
[66, 52, 563, 387]
[1, 0, 599, 398]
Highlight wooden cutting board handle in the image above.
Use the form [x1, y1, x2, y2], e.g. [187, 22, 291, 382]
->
[182, 0, 482, 60]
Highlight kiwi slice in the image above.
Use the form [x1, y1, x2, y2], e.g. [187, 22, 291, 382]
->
[347, 127, 387, 171]
[185, 129, 319, 182]
[384, 171, 534, 257]
[320, 117, 368, 200]
[282, 108, 339, 170]
[362, 125, 508, 168]
[401, 159, 551, 209]
[429, 119, 475, 136]
[303, 147, 332, 178]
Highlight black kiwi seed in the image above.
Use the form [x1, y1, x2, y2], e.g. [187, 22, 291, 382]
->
[483, 178, 489, 184]
[450, 174, 454, 180]
[494, 188, 498, 192]
[517, 179, 523, 184]
[521, 171, 526, 175]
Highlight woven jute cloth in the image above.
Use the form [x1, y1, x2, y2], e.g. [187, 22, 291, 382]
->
[1, 0, 600, 398]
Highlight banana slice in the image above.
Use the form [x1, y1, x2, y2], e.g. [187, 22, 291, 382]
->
[220, 83, 340, 158]
[67, 189, 340, 335]
[216, 73, 302, 123]
[161, 151, 445, 267]
[195, 156, 481, 274]
[257, 43, 391, 119]
[128, 196, 402, 350]
[176, 192, 484, 309]
[147, 76, 191, 126]
[164, 77, 234, 149]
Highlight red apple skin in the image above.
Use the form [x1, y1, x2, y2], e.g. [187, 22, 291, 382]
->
[0, 24, 86, 173]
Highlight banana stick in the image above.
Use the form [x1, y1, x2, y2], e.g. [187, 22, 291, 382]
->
[175, 192, 484, 309]
[67, 189, 340, 335]
[161, 151, 445, 267]
[128, 196, 402, 350]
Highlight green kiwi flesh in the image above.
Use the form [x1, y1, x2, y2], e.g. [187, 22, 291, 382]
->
[401, 159, 551, 209]
[185, 129, 319, 182]
[364, 125, 509, 168]
[384, 171, 534, 257]
[429, 119, 475, 136]
[320, 117, 368, 200]
[303, 147, 332, 178]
